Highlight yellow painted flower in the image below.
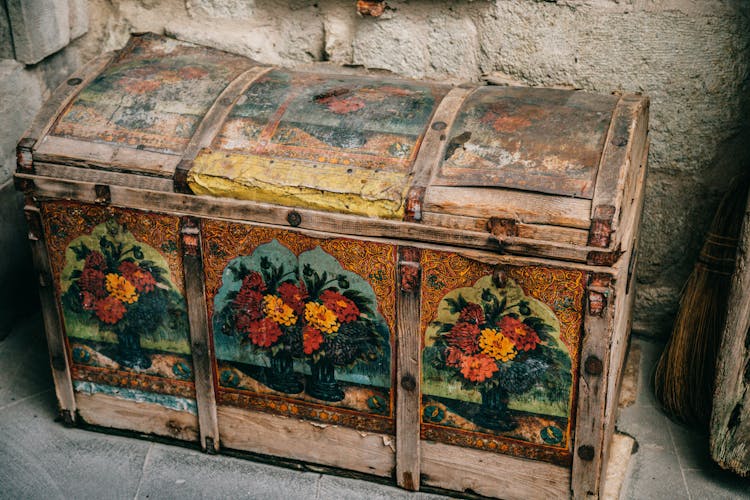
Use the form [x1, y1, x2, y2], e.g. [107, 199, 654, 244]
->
[105, 273, 138, 304]
[304, 302, 340, 334]
[263, 295, 297, 326]
[479, 328, 517, 362]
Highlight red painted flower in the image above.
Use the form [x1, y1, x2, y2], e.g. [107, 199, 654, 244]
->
[278, 281, 309, 315]
[79, 267, 107, 298]
[84, 251, 106, 271]
[444, 346, 464, 368]
[95, 296, 126, 324]
[303, 326, 324, 355]
[497, 315, 541, 352]
[247, 318, 282, 348]
[242, 271, 267, 292]
[458, 303, 485, 325]
[320, 289, 360, 323]
[460, 353, 499, 382]
[233, 288, 264, 321]
[444, 322, 480, 355]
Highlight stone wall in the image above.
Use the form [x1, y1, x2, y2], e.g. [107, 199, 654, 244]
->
[1, 0, 748, 338]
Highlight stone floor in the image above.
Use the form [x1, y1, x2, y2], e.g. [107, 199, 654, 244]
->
[1, 313, 748, 499]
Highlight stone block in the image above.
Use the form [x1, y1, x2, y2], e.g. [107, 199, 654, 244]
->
[0, 59, 43, 182]
[68, 0, 89, 40]
[0, 2, 14, 60]
[6, 0, 71, 65]
[186, 0, 256, 19]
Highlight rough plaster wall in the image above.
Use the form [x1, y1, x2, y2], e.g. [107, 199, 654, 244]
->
[2, 0, 749, 338]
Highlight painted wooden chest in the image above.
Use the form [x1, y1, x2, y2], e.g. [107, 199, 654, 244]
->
[15, 34, 649, 499]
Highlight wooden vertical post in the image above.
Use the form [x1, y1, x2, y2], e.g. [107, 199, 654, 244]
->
[572, 274, 615, 499]
[181, 216, 220, 453]
[396, 247, 422, 491]
[24, 199, 77, 424]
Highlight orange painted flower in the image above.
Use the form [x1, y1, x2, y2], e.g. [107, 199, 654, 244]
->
[247, 318, 282, 348]
[320, 290, 360, 323]
[459, 354, 499, 383]
[445, 322, 480, 355]
[105, 273, 138, 304]
[303, 326, 324, 355]
[479, 328, 517, 362]
[304, 302, 340, 334]
[118, 262, 156, 293]
[498, 316, 541, 352]
[95, 296, 126, 324]
[263, 295, 297, 326]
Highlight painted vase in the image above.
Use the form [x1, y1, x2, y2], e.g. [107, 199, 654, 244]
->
[474, 385, 517, 432]
[116, 330, 152, 370]
[265, 350, 303, 394]
[307, 356, 344, 402]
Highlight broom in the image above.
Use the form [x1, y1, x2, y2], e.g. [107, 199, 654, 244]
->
[653, 174, 750, 429]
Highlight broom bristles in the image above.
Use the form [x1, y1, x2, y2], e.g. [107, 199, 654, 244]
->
[653, 175, 750, 429]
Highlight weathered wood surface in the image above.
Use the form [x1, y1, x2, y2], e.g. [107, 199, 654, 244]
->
[24, 202, 77, 424]
[424, 186, 593, 229]
[181, 218, 220, 453]
[76, 392, 200, 442]
[34, 136, 181, 177]
[710, 187, 750, 477]
[34, 162, 174, 192]
[23, 53, 114, 148]
[421, 441, 571, 500]
[571, 275, 616, 499]
[395, 249, 421, 491]
[589, 95, 649, 248]
[217, 406, 395, 477]
[404, 86, 474, 221]
[174, 66, 272, 192]
[433, 87, 618, 199]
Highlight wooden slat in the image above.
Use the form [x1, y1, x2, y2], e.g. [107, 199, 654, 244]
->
[710, 186, 750, 476]
[24, 202, 77, 424]
[395, 249, 422, 490]
[589, 94, 649, 240]
[424, 185, 592, 229]
[181, 217, 220, 453]
[217, 406, 395, 477]
[422, 211, 589, 245]
[24, 53, 115, 146]
[421, 441, 571, 500]
[174, 66, 272, 192]
[404, 86, 475, 221]
[571, 276, 616, 499]
[34, 162, 174, 192]
[33, 135, 181, 177]
[76, 392, 200, 442]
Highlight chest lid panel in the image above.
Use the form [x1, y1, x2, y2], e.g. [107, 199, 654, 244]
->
[435, 87, 618, 199]
[187, 70, 451, 219]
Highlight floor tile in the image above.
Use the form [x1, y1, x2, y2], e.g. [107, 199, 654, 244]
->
[0, 392, 150, 500]
[136, 443, 320, 500]
[0, 316, 53, 407]
[621, 445, 689, 500]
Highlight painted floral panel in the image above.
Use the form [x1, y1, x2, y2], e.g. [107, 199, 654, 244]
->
[203, 221, 396, 434]
[420, 249, 585, 465]
[41, 201, 195, 413]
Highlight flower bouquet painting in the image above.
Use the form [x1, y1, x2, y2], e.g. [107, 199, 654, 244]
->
[61, 219, 189, 370]
[213, 240, 389, 402]
[424, 275, 572, 432]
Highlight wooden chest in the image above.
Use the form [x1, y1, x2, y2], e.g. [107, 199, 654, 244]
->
[15, 34, 649, 499]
